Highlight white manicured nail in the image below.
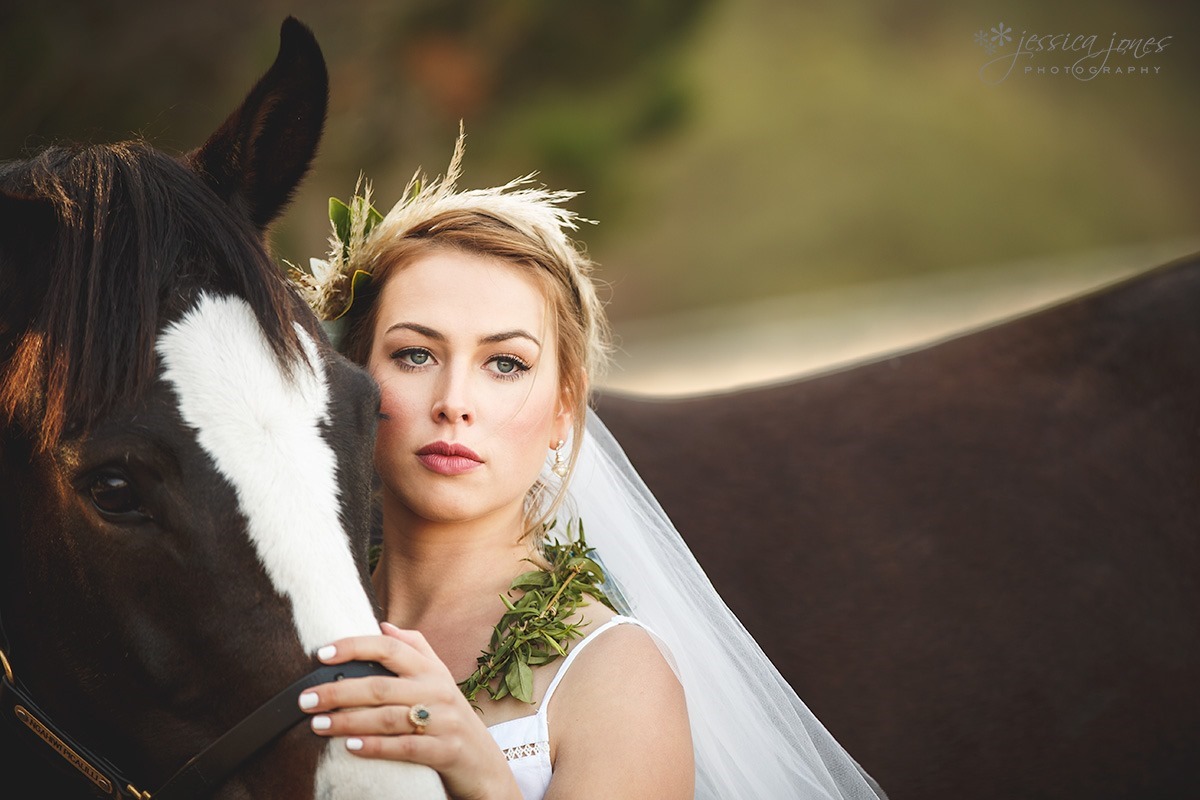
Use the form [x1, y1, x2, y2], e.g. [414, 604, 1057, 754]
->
[346, 738, 363, 751]
[311, 716, 331, 731]
[317, 645, 336, 661]
[298, 692, 318, 710]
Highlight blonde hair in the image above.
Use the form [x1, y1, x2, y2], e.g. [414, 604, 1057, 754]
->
[325, 130, 612, 537]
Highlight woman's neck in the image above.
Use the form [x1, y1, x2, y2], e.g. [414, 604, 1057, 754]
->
[371, 499, 536, 631]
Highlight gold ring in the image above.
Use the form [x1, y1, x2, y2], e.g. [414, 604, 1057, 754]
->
[408, 704, 430, 733]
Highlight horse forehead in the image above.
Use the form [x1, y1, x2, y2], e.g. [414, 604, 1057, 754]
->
[158, 293, 329, 428]
[155, 292, 378, 650]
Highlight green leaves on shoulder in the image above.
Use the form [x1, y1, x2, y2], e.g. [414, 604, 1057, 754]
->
[458, 519, 615, 705]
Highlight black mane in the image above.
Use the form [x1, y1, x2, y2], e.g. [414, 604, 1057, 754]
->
[0, 141, 305, 448]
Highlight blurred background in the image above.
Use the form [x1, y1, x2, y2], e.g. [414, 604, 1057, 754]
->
[3, 0, 1197, 396]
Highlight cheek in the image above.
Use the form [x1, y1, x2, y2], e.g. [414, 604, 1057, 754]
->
[374, 378, 420, 447]
[377, 378, 411, 419]
[497, 388, 560, 460]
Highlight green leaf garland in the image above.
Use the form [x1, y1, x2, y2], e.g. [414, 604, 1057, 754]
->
[367, 519, 615, 706]
[459, 519, 615, 705]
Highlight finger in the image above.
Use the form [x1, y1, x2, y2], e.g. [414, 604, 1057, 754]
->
[298, 674, 424, 714]
[309, 702, 432, 737]
[314, 633, 427, 676]
[342, 730, 445, 767]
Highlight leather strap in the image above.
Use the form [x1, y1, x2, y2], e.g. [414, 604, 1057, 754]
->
[153, 660, 393, 800]
[2, 649, 136, 798]
[1, 646, 391, 800]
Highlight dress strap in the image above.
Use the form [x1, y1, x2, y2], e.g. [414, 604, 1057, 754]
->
[539, 615, 642, 713]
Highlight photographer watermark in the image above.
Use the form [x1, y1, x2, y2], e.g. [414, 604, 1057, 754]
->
[976, 23, 1172, 84]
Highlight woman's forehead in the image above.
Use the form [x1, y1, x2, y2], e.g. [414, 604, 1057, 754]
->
[378, 250, 551, 336]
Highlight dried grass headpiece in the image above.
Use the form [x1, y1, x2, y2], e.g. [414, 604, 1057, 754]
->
[289, 125, 597, 324]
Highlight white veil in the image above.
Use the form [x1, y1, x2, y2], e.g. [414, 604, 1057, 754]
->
[549, 408, 888, 800]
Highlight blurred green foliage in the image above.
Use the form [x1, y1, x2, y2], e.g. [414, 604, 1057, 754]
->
[2, 0, 1196, 323]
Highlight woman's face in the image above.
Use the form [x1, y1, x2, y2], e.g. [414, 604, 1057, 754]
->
[366, 248, 572, 527]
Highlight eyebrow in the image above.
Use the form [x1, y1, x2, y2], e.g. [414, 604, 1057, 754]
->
[481, 329, 541, 348]
[384, 322, 541, 348]
[385, 322, 443, 340]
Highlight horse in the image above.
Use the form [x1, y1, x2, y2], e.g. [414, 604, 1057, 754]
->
[596, 251, 1200, 800]
[0, 18, 446, 800]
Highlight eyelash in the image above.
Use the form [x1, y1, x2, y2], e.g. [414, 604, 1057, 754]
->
[487, 354, 531, 381]
[391, 347, 434, 371]
[389, 348, 532, 381]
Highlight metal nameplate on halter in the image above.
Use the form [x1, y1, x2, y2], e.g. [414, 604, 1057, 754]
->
[14, 703, 115, 794]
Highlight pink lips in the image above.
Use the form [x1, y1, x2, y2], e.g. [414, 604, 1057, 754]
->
[416, 441, 483, 476]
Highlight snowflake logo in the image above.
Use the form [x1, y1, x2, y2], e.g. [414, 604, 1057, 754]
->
[990, 22, 1012, 47]
[974, 29, 996, 54]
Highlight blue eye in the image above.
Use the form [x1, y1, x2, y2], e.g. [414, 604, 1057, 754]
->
[391, 347, 434, 369]
[488, 354, 530, 380]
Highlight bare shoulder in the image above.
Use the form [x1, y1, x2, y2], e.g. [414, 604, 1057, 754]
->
[568, 619, 672, 680]
[544, 617, 694, 799]
[560, 604, 677, 694]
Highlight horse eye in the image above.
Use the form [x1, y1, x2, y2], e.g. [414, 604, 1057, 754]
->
[89, 472, 146, 518]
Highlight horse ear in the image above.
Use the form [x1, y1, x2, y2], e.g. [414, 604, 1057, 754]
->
[186, 16, 329, 232]
[0, 189, 56, 348]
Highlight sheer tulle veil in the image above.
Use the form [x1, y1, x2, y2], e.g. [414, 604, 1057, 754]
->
[547, 409, 888, 800]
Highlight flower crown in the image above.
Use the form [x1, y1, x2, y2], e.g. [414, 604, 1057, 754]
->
[288, 126, 594, 323]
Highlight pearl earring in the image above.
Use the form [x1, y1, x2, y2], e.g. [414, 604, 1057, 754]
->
[552, 440, 568, 478]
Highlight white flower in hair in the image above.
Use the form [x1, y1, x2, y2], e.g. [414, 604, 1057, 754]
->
[288, 124, 594, 323]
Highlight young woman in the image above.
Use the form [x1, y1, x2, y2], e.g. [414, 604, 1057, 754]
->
[291, 131, 887, 800]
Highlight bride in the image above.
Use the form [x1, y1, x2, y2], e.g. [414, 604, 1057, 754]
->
[290, 127, 888, 800]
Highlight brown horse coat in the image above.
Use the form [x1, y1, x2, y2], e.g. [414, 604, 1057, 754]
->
[597, 252, 1200, 800]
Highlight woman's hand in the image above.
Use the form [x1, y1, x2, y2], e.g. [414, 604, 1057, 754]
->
[299, 622, 521, 800]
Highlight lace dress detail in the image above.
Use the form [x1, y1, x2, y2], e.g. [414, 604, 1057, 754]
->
[501, 740, 550, 761]
[487, 615, 643, 799]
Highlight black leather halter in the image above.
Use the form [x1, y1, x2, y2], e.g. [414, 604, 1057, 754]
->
[0, 642, 390, 800]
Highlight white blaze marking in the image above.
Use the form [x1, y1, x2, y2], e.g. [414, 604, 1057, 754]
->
[157, 293, 446, 799]
[156, 293, 378, 650]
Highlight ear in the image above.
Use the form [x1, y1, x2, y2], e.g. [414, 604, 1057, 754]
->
[185, 16, 328, 232]
[552, 410, 575, 447]
[553, 373, 584, 444]
[0, 190, 57, 353]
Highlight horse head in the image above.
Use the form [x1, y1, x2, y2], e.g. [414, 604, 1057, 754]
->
[0, 18, 445, 800]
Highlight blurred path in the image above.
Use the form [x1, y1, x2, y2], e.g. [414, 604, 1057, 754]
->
[600, 238, 1200, 398]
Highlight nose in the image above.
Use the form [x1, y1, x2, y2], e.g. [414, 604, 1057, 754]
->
[430, 366, 472, 424]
